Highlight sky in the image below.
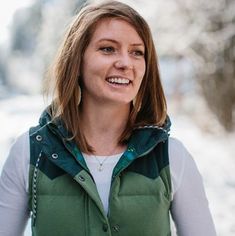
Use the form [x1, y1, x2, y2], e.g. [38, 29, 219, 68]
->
[0, 0, 33, 44]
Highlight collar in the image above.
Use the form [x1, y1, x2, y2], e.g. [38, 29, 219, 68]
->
[37, 107, 171, 175]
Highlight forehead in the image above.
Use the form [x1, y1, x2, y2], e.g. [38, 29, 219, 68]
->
[89, 18, 144, 45]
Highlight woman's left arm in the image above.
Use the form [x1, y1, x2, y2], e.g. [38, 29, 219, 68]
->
[169, 138, 217, 236]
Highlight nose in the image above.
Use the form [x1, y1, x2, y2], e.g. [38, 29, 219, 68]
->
[114, 54, 133, 70]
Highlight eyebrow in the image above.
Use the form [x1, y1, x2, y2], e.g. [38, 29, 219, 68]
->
[96, 38, 144, 47]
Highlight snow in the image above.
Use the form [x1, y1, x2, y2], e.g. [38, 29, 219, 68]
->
[0, 94, 235, 235]
[0, 0, 33, 44]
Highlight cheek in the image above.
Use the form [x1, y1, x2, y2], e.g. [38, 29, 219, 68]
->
[83, 56, 110, 78]
[81, 54, 89, 77]
[81, 60, 95, 89]
[137, 61, 146, 83]
[82, 49, 100, 77]
[82, 60, 99, 82]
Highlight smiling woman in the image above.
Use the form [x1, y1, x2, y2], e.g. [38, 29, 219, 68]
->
[0, 1, 217, 236]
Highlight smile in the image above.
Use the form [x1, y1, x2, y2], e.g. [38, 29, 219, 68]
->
[106, 77, 131, 85]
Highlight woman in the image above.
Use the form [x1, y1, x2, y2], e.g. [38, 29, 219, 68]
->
[0, 1, 216, 235]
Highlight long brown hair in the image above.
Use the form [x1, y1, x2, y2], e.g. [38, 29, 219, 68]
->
[45, 0, 167, 153]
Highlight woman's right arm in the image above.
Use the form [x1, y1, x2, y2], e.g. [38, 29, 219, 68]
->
[0, 132, 30, 236]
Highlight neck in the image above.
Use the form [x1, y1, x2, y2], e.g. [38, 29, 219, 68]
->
[80, 100, 130, 155]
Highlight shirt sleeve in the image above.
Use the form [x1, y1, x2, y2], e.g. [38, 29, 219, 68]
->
[0, 131, 30, 236]
[169, 137, 217, 236]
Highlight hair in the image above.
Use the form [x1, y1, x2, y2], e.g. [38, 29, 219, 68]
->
[45, 0, 167, 153]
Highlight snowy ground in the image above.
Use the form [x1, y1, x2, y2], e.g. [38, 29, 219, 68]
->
[0, 94, 235, 235]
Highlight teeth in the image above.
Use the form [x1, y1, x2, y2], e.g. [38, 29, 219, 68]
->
[107, 77, 130, 84]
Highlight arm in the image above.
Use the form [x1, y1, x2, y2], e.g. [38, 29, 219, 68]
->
[169, 138, 217, 236]
[0, 132, 30, 236]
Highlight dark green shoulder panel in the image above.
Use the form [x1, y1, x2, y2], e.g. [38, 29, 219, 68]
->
[29, 125, 81, 180]
[126, 139, 169, 179]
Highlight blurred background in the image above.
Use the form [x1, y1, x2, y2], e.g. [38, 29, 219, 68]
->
[0, 0, 234, 235]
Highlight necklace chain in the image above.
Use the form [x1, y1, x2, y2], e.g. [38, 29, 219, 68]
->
[92, 145, 119, 172]
[92, 155, 110, 172]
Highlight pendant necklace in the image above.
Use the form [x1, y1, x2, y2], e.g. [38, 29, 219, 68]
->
[92, 145, 119, 172]
[93, 155, 110, 172]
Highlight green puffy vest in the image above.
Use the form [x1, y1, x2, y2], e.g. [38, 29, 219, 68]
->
[28, 111, 172, 236]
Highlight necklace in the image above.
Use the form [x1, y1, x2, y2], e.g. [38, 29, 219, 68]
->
[92, 155, 110, 172]
[92, 145, 121, 172]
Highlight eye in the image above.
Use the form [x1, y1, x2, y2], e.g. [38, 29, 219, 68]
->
[131, 50, 145, 57]
[99, 46, 115, 54]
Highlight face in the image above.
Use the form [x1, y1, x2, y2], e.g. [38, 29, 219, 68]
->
[81, 18, 146, 106]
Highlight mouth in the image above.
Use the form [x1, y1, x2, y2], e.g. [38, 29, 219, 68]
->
[106, 76, 131, 86]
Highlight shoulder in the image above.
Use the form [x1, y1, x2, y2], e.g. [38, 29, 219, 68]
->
[5, 131, 30, 163]
[168, 137, 197, 194]
[168, 137, 189, 175]
[1, 130, 30, 193]
[12, 131, 30, 149]
[8, 130, 30, 165]
[168, 137, 187, 156]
